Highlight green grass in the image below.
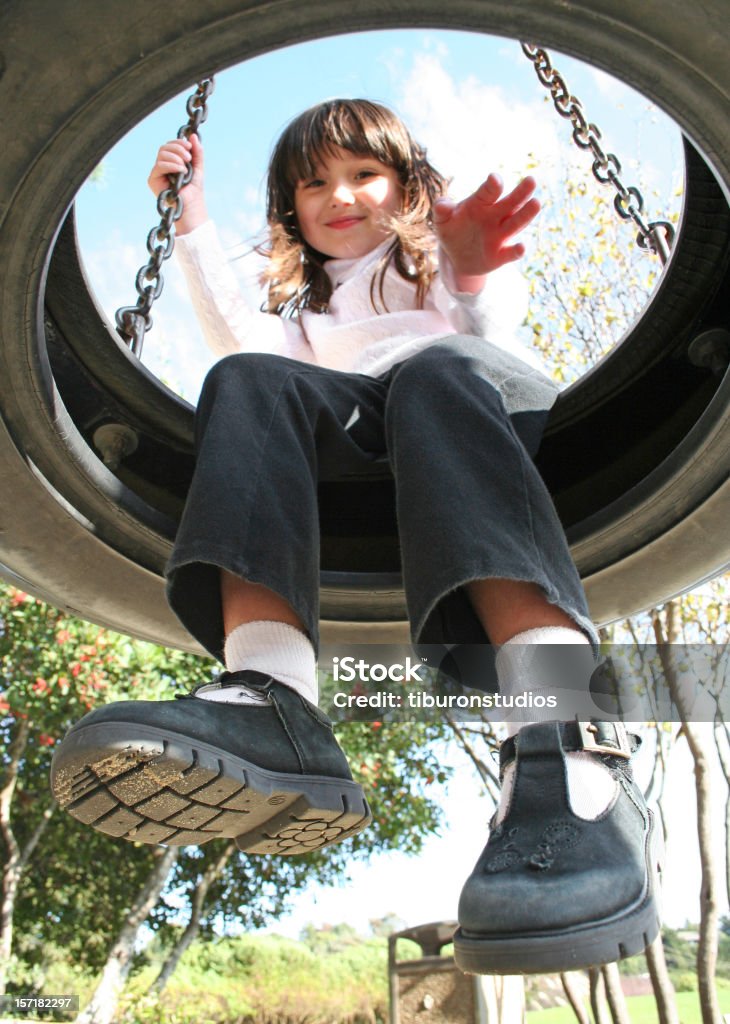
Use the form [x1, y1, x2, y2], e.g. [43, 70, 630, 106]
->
[527, 989, 730, 1024]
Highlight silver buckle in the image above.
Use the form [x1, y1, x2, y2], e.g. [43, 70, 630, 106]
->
[578, 721, 631, 758]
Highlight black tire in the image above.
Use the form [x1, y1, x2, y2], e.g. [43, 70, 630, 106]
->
[0, 1, 728, 650]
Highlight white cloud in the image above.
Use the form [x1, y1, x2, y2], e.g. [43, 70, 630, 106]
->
[589, 65, 635, 104]
[396, 52, 565, 197]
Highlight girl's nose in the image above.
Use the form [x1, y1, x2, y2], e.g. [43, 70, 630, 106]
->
[331, 184, 355, 205]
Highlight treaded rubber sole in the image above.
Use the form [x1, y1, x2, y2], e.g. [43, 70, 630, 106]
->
[50, 722, 371, 854]
[453, 814, 663, 975]
[453, 898, 660, 975]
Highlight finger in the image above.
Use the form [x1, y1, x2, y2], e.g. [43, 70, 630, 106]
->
[471, 173, 504, 207]
[189, 133, 204, 170]
[152, 158, 188, 179]
[496, 242, 526, 265]
[159, 138, 191, 158]
[496, 176, 537, 217]
[155, 148, 190, 173]
[156, 150, 189, 169]
[432, 197, 456, 225]
[499, 196, 541, 237]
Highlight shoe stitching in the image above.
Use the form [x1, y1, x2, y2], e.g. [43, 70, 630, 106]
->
[269, 689, 306, 774]
[486, 820, 583, 874]
[300, 699, 334, 731]
[486, 850, 522, 873]
[619, 774, 650, 823]
[528, 822, 582, 870]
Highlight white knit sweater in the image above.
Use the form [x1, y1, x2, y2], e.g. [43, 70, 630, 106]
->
[174, 220, 546, 378]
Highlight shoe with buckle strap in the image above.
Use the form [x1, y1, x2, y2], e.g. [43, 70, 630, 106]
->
[50, 671, 371, 854]
[453, 720, 662, 975]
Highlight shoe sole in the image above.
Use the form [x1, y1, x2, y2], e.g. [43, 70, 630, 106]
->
[453, 814, 662, 975]
[50, 721, 371, 854]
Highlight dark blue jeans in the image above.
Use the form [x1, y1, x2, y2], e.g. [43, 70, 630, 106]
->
[166, 335, 597, 661]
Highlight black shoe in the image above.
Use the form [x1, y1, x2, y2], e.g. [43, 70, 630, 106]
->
[453, 721, 662, 975]
[50, 671, 371, 854]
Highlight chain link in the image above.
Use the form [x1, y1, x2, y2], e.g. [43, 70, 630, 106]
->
[115, 77, 215, 357]
[521, 43, 674, 264]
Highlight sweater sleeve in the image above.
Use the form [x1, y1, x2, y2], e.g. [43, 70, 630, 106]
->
[432, 246, 546, 371]
[174, 220, 315, 363]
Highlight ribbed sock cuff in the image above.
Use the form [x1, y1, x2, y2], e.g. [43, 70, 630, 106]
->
[222, 620, 318, 705]
[496, 626, 593, 738]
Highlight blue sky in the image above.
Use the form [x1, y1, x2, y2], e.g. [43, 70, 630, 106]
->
[72, 31, 718, 936]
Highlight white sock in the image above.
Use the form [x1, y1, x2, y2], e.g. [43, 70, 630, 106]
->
[195, 621, 317, 707]
[496, 626, 597, 735]
[494, 626, 618, 823]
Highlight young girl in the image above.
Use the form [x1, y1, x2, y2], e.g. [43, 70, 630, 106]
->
[52, 99, 659, 974]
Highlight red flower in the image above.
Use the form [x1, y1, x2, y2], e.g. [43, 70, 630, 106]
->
[38, 734, 55, 746]
[0, 699, 10, 714]
[10, 590, 29, 606]
[56, 629, 71, 644]
[32, 678, 49, 693]
[71, 664, 81, 677]
[371, 721, 382, 730]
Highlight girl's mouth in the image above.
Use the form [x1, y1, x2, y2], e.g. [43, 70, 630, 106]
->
[326, 216, 365, 229]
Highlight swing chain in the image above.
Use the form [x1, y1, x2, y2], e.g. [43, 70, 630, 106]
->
[521, 43, 675, 265]
[115, 77, 216, 357]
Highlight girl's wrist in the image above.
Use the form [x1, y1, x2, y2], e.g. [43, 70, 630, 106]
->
[177, 206, 209, 236]
[437, 245, 488, 295]
[450, 270, 488, 294]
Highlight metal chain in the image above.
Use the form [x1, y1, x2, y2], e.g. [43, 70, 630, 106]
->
[115, 77, 216, 357]
[521, 43, 674, 264]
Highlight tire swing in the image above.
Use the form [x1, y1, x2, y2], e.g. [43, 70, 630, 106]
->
[0, 0, 728, 654]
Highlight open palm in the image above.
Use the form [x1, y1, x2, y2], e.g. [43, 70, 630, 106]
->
[434, 174, 540, 282]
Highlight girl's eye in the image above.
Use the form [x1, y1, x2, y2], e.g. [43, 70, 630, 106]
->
[301, 178, 325, 189]
[356, 170, 377, 180]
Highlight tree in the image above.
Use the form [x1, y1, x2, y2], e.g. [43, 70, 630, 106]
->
[148, 842, 236, 995]
[369, 913, 408, 939]
[0, 582, 455, 1022]
[0, 586, 212, 991]
[524, 165, 663, 387]
[652, 600, 724, 1024]
[75, 847, 179, 1024]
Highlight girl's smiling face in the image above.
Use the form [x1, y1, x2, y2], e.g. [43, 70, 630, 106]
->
[294, 147, 402, 260]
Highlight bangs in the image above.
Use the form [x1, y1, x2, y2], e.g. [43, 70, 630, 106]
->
[274, 100, 413, 193]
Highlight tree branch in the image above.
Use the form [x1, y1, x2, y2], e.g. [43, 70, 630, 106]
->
[150, 842, 235, 995]
[653, 606, 720, 1024]
[645, 934, 679, 1024]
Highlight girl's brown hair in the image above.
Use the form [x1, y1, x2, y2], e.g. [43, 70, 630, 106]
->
[258, 99, 449, 316]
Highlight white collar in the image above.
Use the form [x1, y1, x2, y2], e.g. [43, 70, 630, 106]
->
[323, 236, 395, 290]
